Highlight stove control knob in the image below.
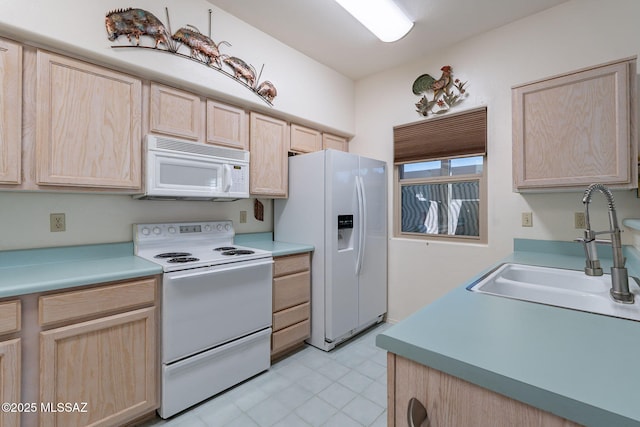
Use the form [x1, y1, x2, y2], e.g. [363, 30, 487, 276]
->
[152, 226, 162, 235]
[225, 224, 231, 231]
[168, 226, 176, 234]
[204, 225, 211, 232]
[141, 227, 150, 236]
[217, 224, 224, 231]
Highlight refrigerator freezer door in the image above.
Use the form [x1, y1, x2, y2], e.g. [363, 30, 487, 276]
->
[358, 156, 388, 325]
[325, 150, 360, 342]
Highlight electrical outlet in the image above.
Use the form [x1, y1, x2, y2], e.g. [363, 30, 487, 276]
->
[522, 212, 533, 227]
[239, 210, 247, 223]
[575, 212, 586, 229]
[50, 213, 66, 232]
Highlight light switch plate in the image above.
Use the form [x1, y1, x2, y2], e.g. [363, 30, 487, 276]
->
[522, 212, 533, 227]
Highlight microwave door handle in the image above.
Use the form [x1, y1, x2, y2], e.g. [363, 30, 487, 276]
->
[223, 164, 232, 192]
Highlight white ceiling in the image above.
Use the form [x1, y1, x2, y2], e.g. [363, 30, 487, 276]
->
[206, 0, 569, 80]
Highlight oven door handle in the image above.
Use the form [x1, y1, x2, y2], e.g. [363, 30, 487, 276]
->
[166, 258, 273, 280]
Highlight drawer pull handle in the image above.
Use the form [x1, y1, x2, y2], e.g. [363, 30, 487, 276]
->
[407, 397, 429, 427]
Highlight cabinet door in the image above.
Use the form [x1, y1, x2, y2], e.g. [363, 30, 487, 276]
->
[0, 38, 22, 184]
[513, 58, 637, 191]
[322, 133, 348, 152]
[390, 354, 582, 427]
[150, 83, 202, 141]
[0, 339, 20, 427]
[206, 100, 248, 150]
[249, 113, 289, 197]
[290, 124, 321, 153]
[40, 307, 157, 427]
[35, 50, 142, 189]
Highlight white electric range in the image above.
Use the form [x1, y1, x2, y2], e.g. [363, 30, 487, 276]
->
[134, 220, 273, 419]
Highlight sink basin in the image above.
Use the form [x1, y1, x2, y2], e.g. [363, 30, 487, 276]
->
[467, 263, 640, 321]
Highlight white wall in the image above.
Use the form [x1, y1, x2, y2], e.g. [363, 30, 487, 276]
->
[0, 0, 354, 134]
[0, 193, 272, 250]
[350, 0, 640, 322]
[0, 0, 353, 250]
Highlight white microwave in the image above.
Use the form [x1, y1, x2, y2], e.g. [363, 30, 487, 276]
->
[134, 135, 250, 201]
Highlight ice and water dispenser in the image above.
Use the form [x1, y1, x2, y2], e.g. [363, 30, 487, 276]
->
[337, 214, 354, 251]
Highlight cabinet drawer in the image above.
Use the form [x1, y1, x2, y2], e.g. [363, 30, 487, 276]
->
[274, 253, 310, 277]
[273, 271, 310, 312]
[0, 300, 20, 334]
[272, 319, 310, 353]
[273, 302, 310, 331]
[39, 277, 157, 326]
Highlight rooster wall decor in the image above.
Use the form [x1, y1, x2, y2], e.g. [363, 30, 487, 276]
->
[412, 65, 468, 116]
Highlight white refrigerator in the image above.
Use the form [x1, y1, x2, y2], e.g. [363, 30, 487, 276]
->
[274, 149, 387, 351]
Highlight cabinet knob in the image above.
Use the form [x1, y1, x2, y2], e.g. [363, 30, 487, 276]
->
[407, 397, 429, 427]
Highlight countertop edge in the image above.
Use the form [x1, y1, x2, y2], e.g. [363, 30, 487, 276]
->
[376, 334, 636, 426]
[7, 264, 162, 297]
[236, 235, 314, 257]
[0, 243, 163, 297]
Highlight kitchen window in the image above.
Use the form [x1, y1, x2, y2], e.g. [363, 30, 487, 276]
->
[393, 107, 487, 243]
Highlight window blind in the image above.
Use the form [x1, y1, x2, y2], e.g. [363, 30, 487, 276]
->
[393, 106, 487, 164]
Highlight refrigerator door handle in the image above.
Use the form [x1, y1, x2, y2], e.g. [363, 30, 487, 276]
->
[356, 175, 366, 275]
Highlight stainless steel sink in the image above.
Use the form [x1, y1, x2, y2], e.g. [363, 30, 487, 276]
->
[467, 263, 640, 321]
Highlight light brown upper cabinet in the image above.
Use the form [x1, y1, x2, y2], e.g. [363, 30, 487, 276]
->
[290, 124, 322, 153]
[512, 57, 637, 191]
[322, 133, 349, 152]
[250, 112, 289, 197]
[149, 83, 202, 141]
[36, 50, 142, 190]
[206, 100, 248, 150]
[0, 38, 22, 184]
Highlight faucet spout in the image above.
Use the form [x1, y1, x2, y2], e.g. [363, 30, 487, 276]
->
[580, 184, 633, 304]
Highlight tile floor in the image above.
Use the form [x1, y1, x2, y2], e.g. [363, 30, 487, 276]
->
[141, 322, 390, 427]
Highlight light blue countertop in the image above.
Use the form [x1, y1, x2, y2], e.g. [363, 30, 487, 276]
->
[0, 242, 162, 297]
[235, 232, 314, 257]
[377, 239, 640, 427]
[0, 233, 311, 298]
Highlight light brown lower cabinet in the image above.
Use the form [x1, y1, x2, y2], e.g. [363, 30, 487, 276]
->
[0, 300, 21, 427]
[388, 353, 583, 427]
[271, 253, 311, 359]
[0, 338, 21, 427]
[36, 277, 159, 427]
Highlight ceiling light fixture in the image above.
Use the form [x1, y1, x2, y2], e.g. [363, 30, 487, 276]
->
[335, 0, 414, 43]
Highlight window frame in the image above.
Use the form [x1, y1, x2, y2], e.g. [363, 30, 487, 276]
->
[394, 155, 487, 243]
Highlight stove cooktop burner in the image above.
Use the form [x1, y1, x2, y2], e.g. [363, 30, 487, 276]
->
[214, 246, 237, 251]
[167, 257, 200, 263]
[221, 249, 255, 256]
[155, 252, 193, 259]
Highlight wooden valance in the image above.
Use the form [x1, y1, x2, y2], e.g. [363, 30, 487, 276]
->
[393, 106, 487, 164]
